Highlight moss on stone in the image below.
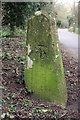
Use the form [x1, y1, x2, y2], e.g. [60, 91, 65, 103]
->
[24, 11, 67, 107]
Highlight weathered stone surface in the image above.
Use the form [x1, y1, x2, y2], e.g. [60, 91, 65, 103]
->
[24, 11, 67, 107]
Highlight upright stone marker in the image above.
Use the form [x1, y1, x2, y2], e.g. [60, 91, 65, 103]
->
[24, 11, 67, 107]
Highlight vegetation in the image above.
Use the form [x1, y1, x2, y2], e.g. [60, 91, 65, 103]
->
[2, 2, 48, 35]
[2, 1, 80, 34]
[56, 20, 62, 27]
[69, 27, 80, 34]
[1, 1, 79, 119]
[67, 16, 73, 27]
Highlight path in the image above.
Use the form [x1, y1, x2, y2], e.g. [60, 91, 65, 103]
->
[58, 29, 78, 60]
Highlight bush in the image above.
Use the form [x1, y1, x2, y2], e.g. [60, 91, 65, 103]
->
[1, 26, 11, 37]
[14, 27, 27, 37]
[69, 27, 80, 34]
[1, 26, 27, 37]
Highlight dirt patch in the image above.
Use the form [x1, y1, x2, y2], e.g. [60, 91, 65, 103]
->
[1, 37, 78, 119]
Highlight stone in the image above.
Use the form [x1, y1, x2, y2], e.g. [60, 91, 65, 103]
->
[24, 11, 67, 107]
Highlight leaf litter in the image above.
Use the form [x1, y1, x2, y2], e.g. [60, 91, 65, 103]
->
[1, 37, 78, 119]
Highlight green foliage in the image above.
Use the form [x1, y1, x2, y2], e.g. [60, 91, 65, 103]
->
[14, 27, 26, 37]
[27, 89, 33, 94]
[69, 27, 80, 34]
[56, 20, 62, 27]
[0, 99, 6, 103]
[18, 41, 26, 46]
[1, 26, 11, 37]
[2, 52, 9, 61]
[1, 112, 15, 119]
[1, 26, 26, 37]
[2, 3, 27, 31]
[14, 56, 25, 63]
[2, 2, 47, 34]
[14, 56, 25, 84]
[16, 74, 24, 84]
[0, 86, 5, 89]
[67, 16, 73, 27]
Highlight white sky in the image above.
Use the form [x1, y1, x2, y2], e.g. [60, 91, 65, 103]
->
[56, 0, 79, 5]
[1, 0, 79, 4]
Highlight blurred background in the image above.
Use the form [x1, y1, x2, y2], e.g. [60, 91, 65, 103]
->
[1, 0, 80, 37]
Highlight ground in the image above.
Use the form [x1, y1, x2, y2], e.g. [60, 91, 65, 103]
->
[1, 36, 78, 119]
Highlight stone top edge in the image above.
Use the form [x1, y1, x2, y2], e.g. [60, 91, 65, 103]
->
[28, 10, 55, 22]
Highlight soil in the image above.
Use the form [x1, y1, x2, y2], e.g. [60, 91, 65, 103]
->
[1, 36, 79, 120]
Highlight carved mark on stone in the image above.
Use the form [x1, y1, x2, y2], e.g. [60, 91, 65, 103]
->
[38, 44, 47, 47]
